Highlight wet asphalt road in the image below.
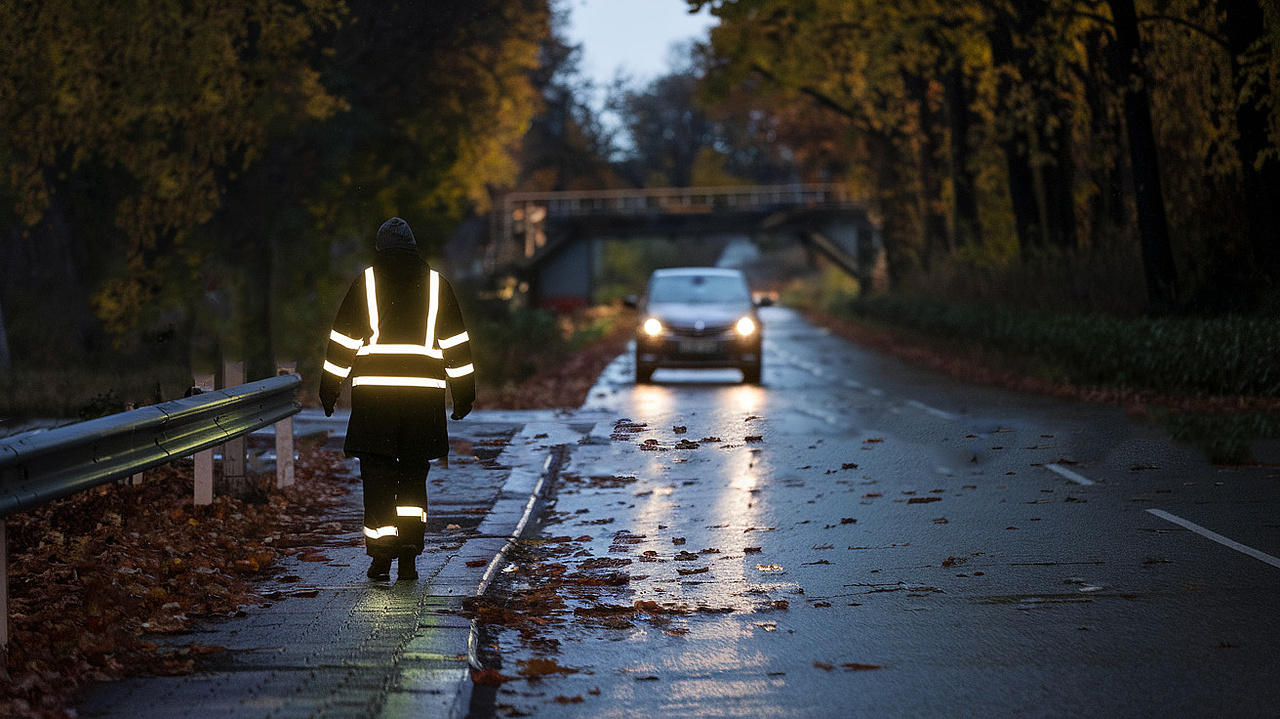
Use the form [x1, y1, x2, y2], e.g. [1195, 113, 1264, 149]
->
[473, 305, 1280, 718]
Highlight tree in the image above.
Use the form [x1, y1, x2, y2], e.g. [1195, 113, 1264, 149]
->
[691, 0, 1280, 311]
[1107, 0, 1178, 307]
[0, 0, 553, 386]
[614, 68, 720, 188]
[1221, 0, 1280, 293]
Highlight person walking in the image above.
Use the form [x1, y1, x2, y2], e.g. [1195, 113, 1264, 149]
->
[319, 216, 475, 581]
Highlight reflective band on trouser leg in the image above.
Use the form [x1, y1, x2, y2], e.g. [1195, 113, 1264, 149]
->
[438, 331, 469, 349]
[445, 363, 474, 378]
[323, 360, 351, 378]
[352, 376, 447, 389]
[329, 329, 363, 350]
[364, 525, 399, 539]
[396, 505, 427, 522]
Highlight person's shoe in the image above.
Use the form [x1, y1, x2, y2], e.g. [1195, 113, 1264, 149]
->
[366, 556, 392, 580]
[397, 551, 419, 581]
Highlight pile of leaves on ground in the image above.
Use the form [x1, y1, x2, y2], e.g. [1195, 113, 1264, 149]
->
[0, 435, 358, 719]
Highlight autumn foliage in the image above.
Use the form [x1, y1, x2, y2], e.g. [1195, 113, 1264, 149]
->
[690, 0, 1280, 311]
[0, 438, 358, 718]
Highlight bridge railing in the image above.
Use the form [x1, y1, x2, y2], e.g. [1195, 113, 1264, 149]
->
[498, 183, 857, 263]
[0, 372, 303, 647]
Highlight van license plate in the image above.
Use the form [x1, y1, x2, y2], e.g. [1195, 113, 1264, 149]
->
[679, 340, 719, 354]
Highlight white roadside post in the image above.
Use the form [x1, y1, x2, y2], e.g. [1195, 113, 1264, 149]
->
[275, 363, 297, 488]
[220, 360, 247, 492]
[193, 373, 216, 505]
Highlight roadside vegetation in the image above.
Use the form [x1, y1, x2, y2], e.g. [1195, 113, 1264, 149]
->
[782, 269, 1280, 464]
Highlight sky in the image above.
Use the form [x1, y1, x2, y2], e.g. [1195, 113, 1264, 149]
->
[562, 0, 718, 90]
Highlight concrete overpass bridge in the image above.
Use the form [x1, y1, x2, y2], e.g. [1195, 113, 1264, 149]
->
[485, 184, 884, 310]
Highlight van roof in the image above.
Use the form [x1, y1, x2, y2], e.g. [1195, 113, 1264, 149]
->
[651, 267, 743, 277]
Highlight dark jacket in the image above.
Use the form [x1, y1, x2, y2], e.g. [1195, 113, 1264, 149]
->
[319, 247, 475, 461]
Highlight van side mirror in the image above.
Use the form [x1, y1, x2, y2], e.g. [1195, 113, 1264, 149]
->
[756, 296, 774, 307]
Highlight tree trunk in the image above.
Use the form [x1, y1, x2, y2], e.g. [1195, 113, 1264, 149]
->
[1221, 2, 1280, 293]
[0, 294, 10, 373]
[1107, 0, 1178, 309]
[944, 63, 982, 248]
[904, 71, 952, 270]
[1042, 121, 1079, 250]
[1083, 28, 1131, 250]
[988, 11, 1046, 253]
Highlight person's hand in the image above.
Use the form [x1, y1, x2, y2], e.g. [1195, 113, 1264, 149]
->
[451, 402, 472, 421]
[320, 387, 337, 417]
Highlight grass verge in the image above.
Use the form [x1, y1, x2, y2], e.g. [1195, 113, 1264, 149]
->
[806, 294, 1280, 464]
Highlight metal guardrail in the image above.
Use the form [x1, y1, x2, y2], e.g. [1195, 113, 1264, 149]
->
[0, 373, 302, 517]
[0, 373, 302, 647]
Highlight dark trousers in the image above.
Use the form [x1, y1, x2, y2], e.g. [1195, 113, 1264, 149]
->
[357, 453, 429, 559]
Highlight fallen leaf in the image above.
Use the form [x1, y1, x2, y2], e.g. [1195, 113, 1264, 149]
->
[517, 657, 579, 678]
[814, 661, 835, 671]
[843, 662, 882, 671]
[472, 668, 517, 686]
[907, 497, 941, 504]
[756, 564, 784, 572]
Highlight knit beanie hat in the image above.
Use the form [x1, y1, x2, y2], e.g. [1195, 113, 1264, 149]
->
[376, 217, 416, 251]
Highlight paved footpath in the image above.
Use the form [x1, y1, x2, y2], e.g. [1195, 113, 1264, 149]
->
[76, 407, 607, 719]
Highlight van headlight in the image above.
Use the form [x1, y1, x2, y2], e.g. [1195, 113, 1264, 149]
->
[643, 318, 664, 336]
[735, 316, 756, 336]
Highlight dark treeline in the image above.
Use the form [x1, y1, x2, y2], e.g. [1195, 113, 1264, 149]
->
[689, 0, 1280, 314]
[0, 0, 548, 385]
[2, 0, 1278, 406]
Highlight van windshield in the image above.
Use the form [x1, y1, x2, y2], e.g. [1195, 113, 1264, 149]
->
[648, 274, 751, 304]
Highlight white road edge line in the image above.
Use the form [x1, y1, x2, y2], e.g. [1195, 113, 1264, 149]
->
[905, 399, 955, 421]
[1147, 509, 1280, 570]
[1044, 462, 1095, 485]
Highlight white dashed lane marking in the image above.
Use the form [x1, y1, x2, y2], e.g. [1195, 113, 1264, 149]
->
[1044, 462, 1096, 486]
[1147, 509, 1280, 570]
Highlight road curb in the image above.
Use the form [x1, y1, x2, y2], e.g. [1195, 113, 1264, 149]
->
[462, 443, 566, 668]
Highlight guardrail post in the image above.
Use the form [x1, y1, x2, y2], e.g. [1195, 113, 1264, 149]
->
[275, 363, 296, 488]
[193, 373, 215, 506]
[220, 360, 247, 495]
